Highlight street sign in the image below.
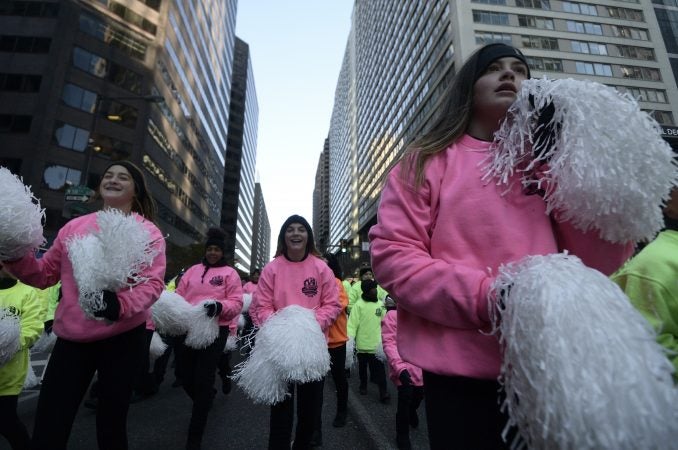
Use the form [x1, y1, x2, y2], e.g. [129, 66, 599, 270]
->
[64, 185, 94, 202]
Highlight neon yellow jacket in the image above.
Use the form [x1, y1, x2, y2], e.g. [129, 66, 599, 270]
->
[0, 281, 43, 395]
[347, 297, 385, 353]
[612, 230, 678, 380]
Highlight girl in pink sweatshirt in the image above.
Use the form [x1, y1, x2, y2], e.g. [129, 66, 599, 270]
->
[368, 43, 632, 449]
[3, 161, 166, 449]
[250, 214, 341, 449]
[174, 227, 243, 449]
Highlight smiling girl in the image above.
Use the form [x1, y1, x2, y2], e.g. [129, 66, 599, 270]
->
[2, 160, 166, 449]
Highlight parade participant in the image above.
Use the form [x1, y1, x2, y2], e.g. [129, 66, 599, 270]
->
[242, 269, 260, 294]
[347, 280, 389, 403]
[368, 43, 631, 448]
[381, 297, 424, 450]
[347, 267, 373, 313]
[2, 161, 166, 450]
[0, 265, 42, 450]
[173, 227, 243, 449]
[250, 215, 341, 450]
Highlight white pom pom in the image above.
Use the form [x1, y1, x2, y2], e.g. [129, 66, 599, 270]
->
[149, 331, 167, 362]
[23, 354, 39, 389]
[490, 253, 678, 450]
[0, 167, 44, 260]
[67, 209, 161, 318]
[374, 340, 387, 363]
[241, 293, 252, 312]
[224, 334, 238, 352]
[345, 337, 356, 369]
[237, 314, 246, 331]
[183, 300, 220, 349]
[0, 309, 20, 366]
[487, 78, 678, 243]
[257, 305, 330, 383]
[31, 331, 57, 354]
[232, 348, 290, 405]
[151, 291, 193, 336]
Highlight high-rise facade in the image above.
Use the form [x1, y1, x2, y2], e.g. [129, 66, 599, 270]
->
[221, 37, 258, 274]
[0, 0, 237, 246]
[312, 138, 330, 253]
[324, 0, 678, 256]
[250, 181, 271, 271]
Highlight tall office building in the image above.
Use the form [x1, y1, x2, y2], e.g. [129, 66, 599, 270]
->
[0, 0, 237, 246]
[221, 37, 258, 274]
[312, 137, 330, 253]
[324, 0, 678, 259]
[250, 181, 271, 271]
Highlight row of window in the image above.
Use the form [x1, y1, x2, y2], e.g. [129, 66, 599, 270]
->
[0, 1, 59, 17]
[525, 55, 662, 81]
[0, 73, 41, 92]
[0, 114, 31, 132]
[72, 47, 142, 94]
[472, 0, 643, 21]
[0, 35, 50, 53]
[79, 13, 148, 61]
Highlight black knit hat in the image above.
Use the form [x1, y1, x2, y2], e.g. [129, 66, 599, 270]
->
[361, 279, 378, 296]
[359, 267, 373, 278]
[474, 43, 531, 81]
[278, 214, 315, 257]
[205, 227, 226, 252]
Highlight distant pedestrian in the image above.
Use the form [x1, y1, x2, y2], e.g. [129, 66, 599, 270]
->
[3, 161, 166, 450]
[250, 215, 341, 450]
[173, 228, 243, 449]
[347, 279, 389, 403]
[381, 298, 424, 450]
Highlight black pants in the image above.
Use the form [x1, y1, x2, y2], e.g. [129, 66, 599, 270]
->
[396, 385, 424, 437]
[217, 350, 231, 381]
[174, 326, 228, 446]
[31, 323, 146, 450]
[151, 333, 178, 385]
[133, 329, 157, 396]
[423, 371, 510, 450]
[269, 379, 324, 450]
[328, 344, 348, 412]
[0, 395, 29, 449]
[357, 352, 387, 391]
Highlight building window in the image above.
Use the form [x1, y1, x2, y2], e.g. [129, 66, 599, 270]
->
[0, 35, 51, 53]
[61, 83, 97, 112]
[518, 15, 555, 29]
[562, 2, 598, 15]
[472, 10, 510, 26]
[89, 132, 132, 160]
[607, 6, 643, 21]
[614, 44, 655, 60]
[566, 20, 603, 35]
[575, 61, 612, 76]
[611, 25, 649, 41]
[472, 0, 507, 4]
[0, 1, 60, 17]
[0, 114, 32, 132]
[620, 65, 661, 81]
[79, 12, 147, 61]
[516, 0, 551, 10]
[53, 122, 89, 151]
[522, 35, 559, 50]
[475, 32, 513, 45]
[616, 86, 667, 103]
[106, 1, 157, 35]
[526, 56, 563, 72]
[571, 40, 607, 55]
[72, 47, 142, 93]
[648, 110, 674, 125]
[0, 73, 41, 92]
[42, 164, 82, 191]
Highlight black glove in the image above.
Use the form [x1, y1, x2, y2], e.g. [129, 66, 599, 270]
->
[204, 301, 223, 318]
[93, 290, 120, 322]
[529, 94, 559, 161]
[399, 370, 412, 387]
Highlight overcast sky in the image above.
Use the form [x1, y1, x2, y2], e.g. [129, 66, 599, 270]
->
[235, 1, 353, 256]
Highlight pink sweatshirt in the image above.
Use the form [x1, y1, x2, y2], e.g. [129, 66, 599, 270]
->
[175, 262, 243, 327]
[250, 254, 341, 334]
[368, 135, 633, 379]
[242, 281, 258, 294]
[4, 212, 166, 342]
[382, 310, 423, 387]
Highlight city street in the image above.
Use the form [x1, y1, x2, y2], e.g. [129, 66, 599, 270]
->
[10, 350, 429, 450]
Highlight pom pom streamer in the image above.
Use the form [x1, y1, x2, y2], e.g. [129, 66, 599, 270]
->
[149, 331, 167, 363]
[237, 314, 246, 332]
[0, 309, 20, 366]
[345, 337, 356, 369]
[224, 334, 238, 352]
[152, 291, 193, 336]
[0, 167, 45, 260]
[486, 78, 678, 243]
[183, 300, 220, 349]
[67, 209, 160, 319]
[241, 293, 252, 313]
[31, 331, 57, 354]
[374, 340, 386, 363]
[23, 355, 38, 390]
[233, 305, 330, 405]
[490, 253, 678, 450]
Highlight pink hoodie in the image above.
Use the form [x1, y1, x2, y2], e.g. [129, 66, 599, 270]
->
[382, 310, 423, 387]
[4, 212, 166, 342]
[368, 135, 633, 379]
[175, 263, 243, 327]
[242, 281, 258, 294]
[250, 254, 341, 334]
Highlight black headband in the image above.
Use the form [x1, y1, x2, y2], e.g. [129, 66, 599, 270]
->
[474, 44, 531, 81]
[103, 161, 146, 199]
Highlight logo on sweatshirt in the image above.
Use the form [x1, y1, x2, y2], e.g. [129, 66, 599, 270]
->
[209, 276, 224, 287]
[301, 277, 318, 297]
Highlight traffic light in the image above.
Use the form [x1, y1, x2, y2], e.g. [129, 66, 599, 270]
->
[340, 239, 348, 253]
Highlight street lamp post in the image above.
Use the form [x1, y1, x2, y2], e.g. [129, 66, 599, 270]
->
[82, 94, 164, 187]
